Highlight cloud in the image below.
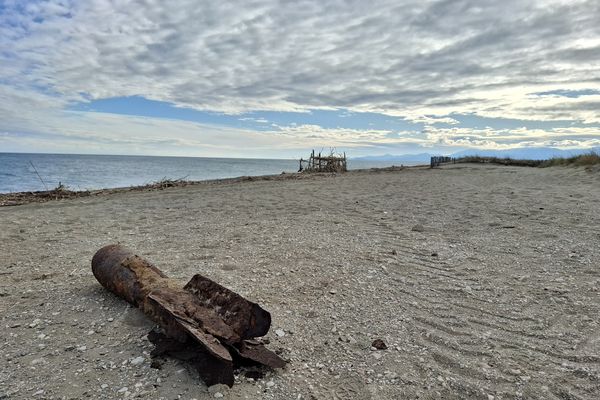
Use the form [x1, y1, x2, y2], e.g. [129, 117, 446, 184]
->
[0, 0, 599, 155]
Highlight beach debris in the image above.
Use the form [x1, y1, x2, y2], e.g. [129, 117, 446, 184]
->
[299, 149, 347, 173]
[371, 339, 387, 350]
[91, 244, 285, 387]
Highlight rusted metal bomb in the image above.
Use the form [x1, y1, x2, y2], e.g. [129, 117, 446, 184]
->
[91, 244, 284, 386]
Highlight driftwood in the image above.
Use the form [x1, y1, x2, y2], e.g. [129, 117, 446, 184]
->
[91, 244, 285, 386]
[299, 149, 347, 173]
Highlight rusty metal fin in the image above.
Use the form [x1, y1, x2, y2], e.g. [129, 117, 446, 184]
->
[184, 274, 271, 339]
[233, 340, 286, 369]
[147, 291, 233, 362]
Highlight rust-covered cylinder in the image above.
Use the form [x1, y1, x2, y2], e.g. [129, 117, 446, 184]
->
[91, 244, 170, 307]
[91, 244, 285, 387]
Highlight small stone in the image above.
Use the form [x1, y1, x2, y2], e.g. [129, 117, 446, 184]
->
[107, 317, 114, 322]
[130, 356, 145, 366]
[411, 224, 425, 232]
[384, 371, 398, 379]
[371, 339, 387, 350]
[266, 381, 275, 388]
[76, 345, 87, 352]
[275, 329, 285, 337]
[509, 369, 521, 375]
[101, 384, 108, 390]
[213, 393, 224, 398]
[29, 319, 42, 328]
[208, 384, 229, 395]
[33, 390, 44, 396]
[30, 358, 44, 365]
[117, 387, 128, 393]
[329, 289, 337, 294]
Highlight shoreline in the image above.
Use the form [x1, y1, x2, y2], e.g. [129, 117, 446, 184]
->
[0, 164, 417, 207]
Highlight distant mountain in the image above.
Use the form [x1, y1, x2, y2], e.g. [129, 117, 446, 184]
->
[353, 147, 599, 162]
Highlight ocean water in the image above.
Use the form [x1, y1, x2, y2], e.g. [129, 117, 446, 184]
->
[0, 153, 404, 193]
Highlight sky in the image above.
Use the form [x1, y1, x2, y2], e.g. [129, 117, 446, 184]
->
[1, 0, 599, 158]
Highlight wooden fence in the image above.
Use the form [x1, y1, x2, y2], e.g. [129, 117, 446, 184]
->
[430, 156, 455, 168]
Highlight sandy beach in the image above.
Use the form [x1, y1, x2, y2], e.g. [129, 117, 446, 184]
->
[1, 164, 599, 400]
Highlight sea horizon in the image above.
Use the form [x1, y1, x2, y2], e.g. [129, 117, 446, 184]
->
[0, 152, 411, 194]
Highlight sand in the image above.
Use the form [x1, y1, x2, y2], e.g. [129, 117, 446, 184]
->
[1, 164, 599, 400]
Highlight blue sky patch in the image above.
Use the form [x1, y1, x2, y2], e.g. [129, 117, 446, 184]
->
[531, 89, 600, 98]
[69, 96, 427, 132]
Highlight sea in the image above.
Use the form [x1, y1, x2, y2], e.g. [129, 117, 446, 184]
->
[0, 153, 406, 193]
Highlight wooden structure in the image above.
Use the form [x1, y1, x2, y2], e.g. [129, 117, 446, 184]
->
[430, 156, 455, 168]
[299, 150, 347, 173]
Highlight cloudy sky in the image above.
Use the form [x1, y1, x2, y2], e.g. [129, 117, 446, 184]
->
[1, 0, 599, 158]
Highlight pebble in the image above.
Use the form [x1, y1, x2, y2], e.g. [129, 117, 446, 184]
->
[275, 329, 285, 337]
[117, 387, 128, 393]
[411, 224, 425, 232]
[371, 339, 387, 350]
[29, 319, 42, 328]
[213, 393, 224, 398]
[208, 384, 229, 395]
[130, 356, 145, 366]
[266, 380, 275, 388]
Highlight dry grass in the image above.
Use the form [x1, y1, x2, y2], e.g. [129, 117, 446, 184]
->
[456, 152, 600, 168]
[539, 152, 600, 167]
[456, 156, 543, 167]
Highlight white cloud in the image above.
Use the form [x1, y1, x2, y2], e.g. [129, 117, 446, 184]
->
[1, 0, 599, 154]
